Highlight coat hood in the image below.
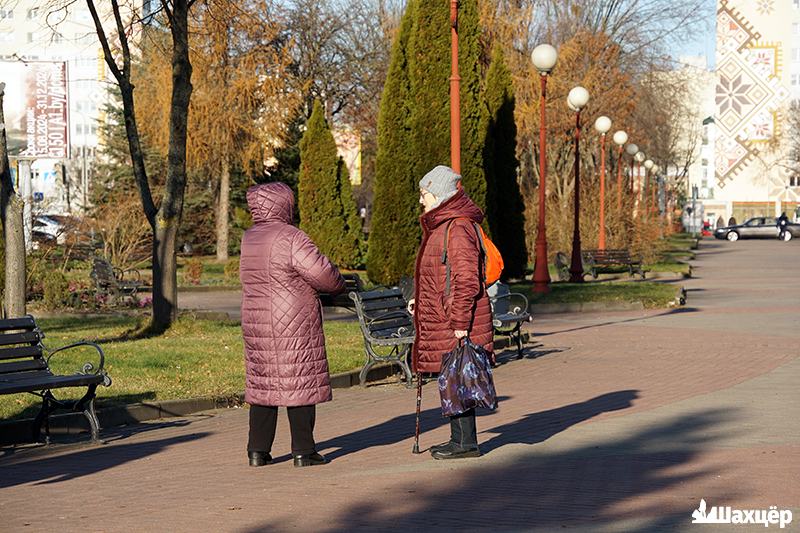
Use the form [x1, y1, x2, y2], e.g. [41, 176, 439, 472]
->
[247, 182, 294, 224]
[421, 189, 484, 231]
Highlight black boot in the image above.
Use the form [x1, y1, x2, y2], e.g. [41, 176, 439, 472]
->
[293, 452, 327, 467]
[431, 443, 480, 459]
[248, 451, 272, 467]
[430, 441, 453, 453]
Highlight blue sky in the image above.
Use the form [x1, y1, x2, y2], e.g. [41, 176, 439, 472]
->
[672, 1, 717, 68]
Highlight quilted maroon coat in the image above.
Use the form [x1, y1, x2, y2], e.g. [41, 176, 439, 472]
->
[240, 182, 345, 407]
[412, 189, 493, 373]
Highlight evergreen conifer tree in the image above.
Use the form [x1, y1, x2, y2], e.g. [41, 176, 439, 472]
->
[298, 100, 363, 268]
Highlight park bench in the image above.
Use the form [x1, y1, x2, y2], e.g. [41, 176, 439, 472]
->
[488, 282, 532, 359]
[581, 249, 645, 280]
[0, 316, 111, 443]
[90, 257, 143, 304]
[349, 286, 414, 388]
[319, 273, 364, 312]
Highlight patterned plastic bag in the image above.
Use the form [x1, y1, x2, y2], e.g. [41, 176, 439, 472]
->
[438, 338, 498, 417]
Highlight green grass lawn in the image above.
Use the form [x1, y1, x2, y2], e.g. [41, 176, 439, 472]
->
[1, 315, 367, 420]
[512, 281, 682, 309]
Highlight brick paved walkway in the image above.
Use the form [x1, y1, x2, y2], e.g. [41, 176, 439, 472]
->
[1, 239, 798, 532]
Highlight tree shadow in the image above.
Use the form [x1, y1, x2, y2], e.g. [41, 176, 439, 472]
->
[534, 307, 700, 336]
[479, 390, 638, 454]
[494, 343, 568, 366]
[245, 407, 739, 532]
[0, 431, 210, 489]
[4, 391, 159, 422]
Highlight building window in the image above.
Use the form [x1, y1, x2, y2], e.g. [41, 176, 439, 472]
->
[76, 101, 97, 113]
[793, 48, 800, 63]
[701, 158, 708, 166]
[703, 168, 708, 179]
[795, 0, 800, 9]
[791, 176, 799, 187]
[27, 8, 39, 19]
[26, 32, 34, 43]
[793, 74, 800, 86]
[0, 9, 13, 19]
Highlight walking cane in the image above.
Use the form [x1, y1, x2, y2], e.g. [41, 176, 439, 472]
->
[412, 372, 423, 454]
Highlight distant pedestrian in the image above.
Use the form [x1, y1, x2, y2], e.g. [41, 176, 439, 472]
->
[407, 165, 493, 459]
[777, 212, 789, 241]
[240, 182, 345, 468]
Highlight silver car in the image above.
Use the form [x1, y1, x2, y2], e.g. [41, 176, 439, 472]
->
[714, 217, 800, 242]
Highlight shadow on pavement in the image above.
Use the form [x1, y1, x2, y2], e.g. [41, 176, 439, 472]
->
[0, 431, 211, 488]
[535, 307, 700, 337]
[245, 408, 740, 533]
[480, 390, 639, 454]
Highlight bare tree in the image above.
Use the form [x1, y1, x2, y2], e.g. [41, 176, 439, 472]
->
[81, 0, 196, 330]
[0, 82, 26, 317]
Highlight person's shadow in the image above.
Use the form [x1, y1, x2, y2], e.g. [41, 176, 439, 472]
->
[478, 390, 639, 454]
[305, 390, 637, 462]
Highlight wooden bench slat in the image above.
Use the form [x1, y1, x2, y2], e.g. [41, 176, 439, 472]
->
[0, 331, 41, 347]
[0, 372, 105, 395]
[357, 288, 404, 301]
[362, 298, 407, 313]
[0, 359, 48, 374]
[0, 317, 37, 332]
[368, 316, 413, 334]
[0, 345, 44, 360]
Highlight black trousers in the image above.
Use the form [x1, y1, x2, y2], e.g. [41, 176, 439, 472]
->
[248, 404, 317, 456]
[450, 408, 478, 448]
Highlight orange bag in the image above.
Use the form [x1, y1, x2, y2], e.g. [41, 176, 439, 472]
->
[442, 219, 504, 291]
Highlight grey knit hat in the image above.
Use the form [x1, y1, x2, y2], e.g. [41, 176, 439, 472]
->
[419, 165, 461, 206]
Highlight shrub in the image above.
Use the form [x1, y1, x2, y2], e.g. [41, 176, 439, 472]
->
[224, 258, 240, 283]
[184, 258, 204, 285]
[42, 271, 70, 310]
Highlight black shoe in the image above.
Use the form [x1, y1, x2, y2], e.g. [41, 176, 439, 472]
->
[431, 444, 480, 460]
[248, 451, 272, 467]
[293, 452, 327, 467]
[429, 441, 453, 453]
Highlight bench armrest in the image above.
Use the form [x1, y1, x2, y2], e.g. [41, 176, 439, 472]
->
[490, 292, 531, 317]
[46, 341, 111, 385]
[114, 267, 142, 283]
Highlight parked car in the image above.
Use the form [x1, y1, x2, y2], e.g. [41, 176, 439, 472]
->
[714, 217, 800, 242]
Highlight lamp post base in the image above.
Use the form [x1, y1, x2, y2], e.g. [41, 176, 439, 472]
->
[531, 238, 551, 293]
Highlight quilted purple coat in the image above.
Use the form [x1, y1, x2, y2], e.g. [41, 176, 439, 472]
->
[240, 182, 345, 407]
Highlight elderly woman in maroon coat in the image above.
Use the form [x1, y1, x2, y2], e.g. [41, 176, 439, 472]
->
[410, 165, 494, 459]
[240, 182, 345, 468]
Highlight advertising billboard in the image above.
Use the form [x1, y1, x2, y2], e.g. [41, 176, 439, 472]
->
[0, 60, 69, 158]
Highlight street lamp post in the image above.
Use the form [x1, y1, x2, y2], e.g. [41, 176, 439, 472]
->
[594, 116, 612, 250]
[613, 131, 628, 213]
[567, 86, 590, 283]
[449, 0, 461, 173]
[625, 143, 639, 196]
[644, 159, 654, 217]
[650, 163, 661, 216]
[634, 151, 645, 212]
[652, 164, 661, 216]
[531, 43, 558, 293]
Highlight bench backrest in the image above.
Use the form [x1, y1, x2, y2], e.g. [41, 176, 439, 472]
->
[320, 273, 363, 308]
[0, 317, 49, 379]
[583, 249, 633, 263]
[349, 287, 414, 339]
[91, 258, 118, 287]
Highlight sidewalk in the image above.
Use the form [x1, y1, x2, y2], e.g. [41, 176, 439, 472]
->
[1, 239, 798, 532]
